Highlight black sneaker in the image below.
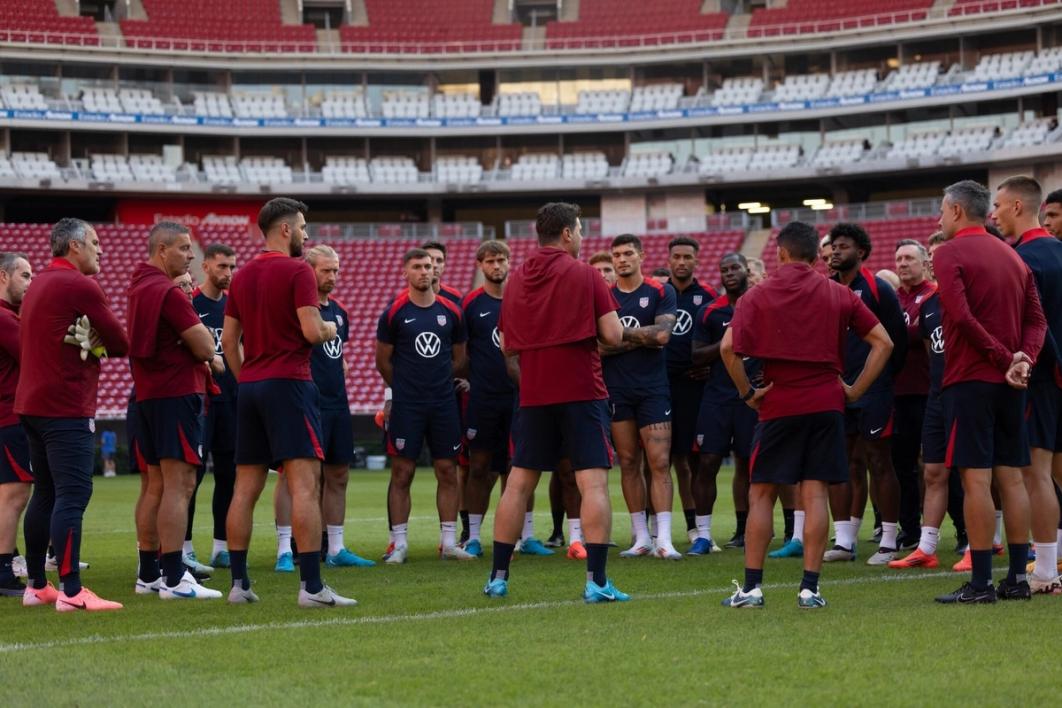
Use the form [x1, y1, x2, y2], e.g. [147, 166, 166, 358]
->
[184, 564, 211, 582]
[725, 533, 745, 549]
[896, 532, 919, 551]
[872, 526, 883, 544]
[459, 527, 470, 546]
[996, 577, 1032, 601]
[545, 531, 565, 548]
[954, 532, 969, 555]
[935, 582, 997, 604]
[0, 575, 26, 596]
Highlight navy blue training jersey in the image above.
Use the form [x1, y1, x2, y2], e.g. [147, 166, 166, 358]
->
[377, 292, 466, 403]
[918, 291, 944, 398]
[311, 298, 351, 411]
[1016, 230, 1062, 383]
[192, 288, 237, 401]
[692, 294, 762, 404]
[834, 268, 907, 390]
[666, 278, 716, 376]
[462, 287, 515, 398]
[603, 278, 676, 392]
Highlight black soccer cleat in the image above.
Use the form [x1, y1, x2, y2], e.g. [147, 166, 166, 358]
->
[725, 533, 745, 549]
[996, 578, 1032, 601]
[935, 582, 997, 604]
[545, 531, 565, 548]
[953, 532, 969, 555]
[0, 575, 26, 596]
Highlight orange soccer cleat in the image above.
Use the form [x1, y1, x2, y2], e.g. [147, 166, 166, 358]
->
[887, 548, 939, 569]
[567, 541, 587, 560]
[953, 548, 972, 573]
[55, 586, 123, 612]
[22, 581, 59, 607]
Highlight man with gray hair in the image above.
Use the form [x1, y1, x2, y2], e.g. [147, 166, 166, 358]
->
[127, 222, 219, 600]
[17, 218, 129, 611]
[0, 253, 32, 596]
[933, 180, 1047, 604]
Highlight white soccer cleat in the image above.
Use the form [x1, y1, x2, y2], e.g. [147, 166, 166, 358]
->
[687, 528, 699, 544]
[1029, 573, 1062, 595]
[384, 545, 408, 564]
[227, 584, 260, 604]
[619, 542, 654, 558]
[45, 555, 89, 572]
[158, 571, 222, 600]
[653, 544, 683, 560]
[440, 545, 477, 561]
[134, 577, 164, 595]
[298, 584, 358, 608]
[866, 549, 897, 566]
[822, 545, 856, 562]
[12, 555, 26, 578]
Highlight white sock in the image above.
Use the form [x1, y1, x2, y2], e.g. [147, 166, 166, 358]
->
[792, 510, 805, 543]
[649, 514, 658, 539]
[918, 526, 939, 555]
[1034, 541, 1058, 579]
[631, 511, 650, 545]
[881, 522, 898, 551]
[569, 518, 583, 544]
[440, 521, 457, 549]
[327, 525, 345, 556]
[276, 525, 292, 557]
[695, 514, 711, 541]
[851, 516, 863, 544]
[392, 522, 408, 548]
[469, 513, 483, 542]
[182, 540, 194, 556]
[993, 511, 1003, 546]
[656, 511, 673, 548]
[834, 519, 852, 549]
[1057, 528, 1062, 546]
[212, 538, 228, 556]
[521, 512, 534, 542]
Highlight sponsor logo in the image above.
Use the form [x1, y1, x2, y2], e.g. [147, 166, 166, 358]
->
[673, 309, 693, 335]
[437, 315, 447, 326]
[323, 337, 343, 359]
[404, 317, 416, 323]
[722, 320, 731, 327]
[479, 311, 490, 317]
[665, 409, 672, 416]
[491, 327, 500, 349]
[211, 327, 224, 353]
[415, 331, 442, 358]
[869, 427, 883, 436]
[452, 443, 462, 451]
[903, 312, 911, 326]
[931, 326, 944, 354]
[620, 315, 641, 329]
[639, 296, 649, 308]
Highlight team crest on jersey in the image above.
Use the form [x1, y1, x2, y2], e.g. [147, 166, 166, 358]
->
[395, 438, 405, 451]
[639, 296, 649, 308]
[336, 314, 344, 327]
[466, 428, 477, 440]
[88, 419, 95, 433]
[915, 295, 924, 304]
[854, 289, 863, 297]
[437, 315, 447, 326]
[693, 295, 703, 306]
[696, 434, 704, 446]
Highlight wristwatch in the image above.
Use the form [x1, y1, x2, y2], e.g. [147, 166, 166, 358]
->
[741, 387, 757, 401]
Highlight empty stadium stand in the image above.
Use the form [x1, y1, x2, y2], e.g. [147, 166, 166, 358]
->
[339, 0, 522, 52]
[545, 0, 729, 47]
[0, 0, 98, 46]
[748, 0, 933, 36]
[120, 0, 316, 51]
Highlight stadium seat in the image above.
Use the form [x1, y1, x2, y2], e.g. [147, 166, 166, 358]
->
[370, 156, 419, 184]
[1002, 119, 1054, 148]
[811, 140, 867, 168]
[880, 61, 941, 91]
[436, 156, 483, 184]
[509, 153, 560, 180]
[623, 152, 674, 178]
[90, 154, 135, 182]
[320, 91, 369, 119]
[575, 89, 631, 115]
[0, 0, 98, 46]
[120, 0, 316, 52]
[936, 125, 996, 157]
[824, 69, 879, 98]
[562, 152, 610, 180]
[81, 88, 123, 114]
[544, 0, 729, 49]
[970, 50, 1034, 81]
[11, 152, 61, 180]
[497, 92, 542, 117]
[340, 0, 522, 53]
[749, 0, 933, 36]
[0, 83, 48, 110]
[433, 93, 481, 119]
[322, 156, 371, 185]
[381, 91, 430, 119]
[232, 92, 289, 119]
[772, 73, 831, 102]
[240, 156, 293, 184]
[127, 154, 178, 183]
[191, 91, 234, 118]
[711, 78, 765, 107]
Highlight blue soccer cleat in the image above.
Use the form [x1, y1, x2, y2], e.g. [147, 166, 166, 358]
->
[583, 578, 631, 603]
[326, 548, 376, 568]
[687, 538, 713, 556]
[210, 550, 231, 568]
[768, 538, 804, 559]
[464, 539, 483, 557]
[274, 552, 295, 573]
[721, 580, 765, 608]
[483, 577, 508, 598]
[518, 538, 554, 556]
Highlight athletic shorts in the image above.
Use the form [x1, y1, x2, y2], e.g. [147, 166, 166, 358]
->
[921, 394, 947, 465]
[0, 423, 32, 484]
[694, 399, 757, 458]
[387, 397, 462, 461]
[136, 394, 205, 467]
[320, 407, 354, 466]
[236, 380, 324, 468]
[608, 386, 671, 428]
[943, 381, 1029, 469]
[1026, 380, 1062, 453]
[844, 387, 894, 440]
[456, 388, 470, 466]
[465, 392, 515, 454]
[668, 373, 704, 456]
[511, 400, 613, 472]
[749, 411, 848, 485]
[126, 396, 147, 474]
[202, 398, 237, 457]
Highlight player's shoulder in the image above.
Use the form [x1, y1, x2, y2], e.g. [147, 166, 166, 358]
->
[643, 276, 667, 296]
[384, 290, 413, 322]
[461, 286, 486, 310]
[327, 297, 352, 318]
[437, 295, 463, 318]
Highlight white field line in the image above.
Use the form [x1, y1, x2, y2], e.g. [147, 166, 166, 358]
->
[0, 568, 981, 654]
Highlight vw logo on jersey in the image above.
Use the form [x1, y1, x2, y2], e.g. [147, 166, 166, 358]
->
[639, 296, 649, 308]
[903, 312, 911, 326]
[437, 314, 447, 326]
[673, 309, 693, 335]
[693, 295, 703, 306]
[323, 336, 343, 359]
[415, 331, 442, 358]
[211, 327, 223, 354]
[930, 325, 944, 354]
[620, 315, 640, 329]
[491, 326, 500, 349]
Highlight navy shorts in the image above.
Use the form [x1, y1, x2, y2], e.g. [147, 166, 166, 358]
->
[321, 407, 354, 466]
[512, 400, 614, 472]
[668, 373, 704, 456]
[608, 387, 671, 428]
[236, 380, 324, 468]
[695, 399, 758, 458]
[749, 411, 848, 485]
[922, 394, 947, 465]
[136, 394, 204, 467]
[943, 381, 1029, 469]
[1026, 380, 1062, 453]
[0, 423, 32, 484]
[203, 398, 237, 457]
[845, 386, 894, 441]
[465, 392, 515, 454]
[387, 397, 462, 461]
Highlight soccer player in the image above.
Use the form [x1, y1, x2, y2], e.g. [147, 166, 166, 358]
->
[128, 222, 221, 600]
[721, 221, 892, 609]
[0, 253, 32, 596]
[690, 253, 759, 555]
[589, 251, 618, 285]
[191, 243, 238, 569]
[1041, 189, 1062, 238]
[665, 236, 718, 543]
[19, 218, 129, 611]
[993, 175, 1062, 593]
[933, 180, 1046, 604]
[305, 244, 374, 569]
[483, 202, 629, 602]
[825, 223, 908, 566]
[222, 198, 355, 607]
[422, 241, 464, 305]
[746, 257, 766, 286]
[376, 248, 472, 563]
[600, 234, 680, 559]
[892, 240, 937, 549]
[651, 266, 672, 284]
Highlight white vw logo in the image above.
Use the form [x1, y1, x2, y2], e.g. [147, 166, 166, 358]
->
[491, 326, 500, 349]
[415, 331, 442, 358]
[673, 309, 692, 335]
[620, 315, 640, 329]
[211, 327, 223, 354]
[323, 336, 343, 359]
[930, 326, 944, 354]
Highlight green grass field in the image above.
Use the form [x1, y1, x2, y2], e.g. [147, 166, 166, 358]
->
[0, 468, 1055, 706]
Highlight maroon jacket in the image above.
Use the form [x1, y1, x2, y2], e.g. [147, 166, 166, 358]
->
[934, 227, 1047, 388]
[0, 300, 21, 427]
[15, 258, 129, 418]
[893, 280, 936, 396]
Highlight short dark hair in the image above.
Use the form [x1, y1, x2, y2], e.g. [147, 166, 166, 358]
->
[776, 221, 819, 263]
[1045, 189, 1062, 206]
[204, 243, 236, 259]
[536, 202, 581, 245]
[984, 223, 1005, 241]
[257, 197, 308, 235]
[421, 241, 447, 257]
[667, 236, 700, 253]
[610, 234, 643, 252]
[720, 252, 748, 267]
[50, 217, 92, 257]
[651, 267, 671, 278]
[148, 221, 190, 255]
[403, 247, 431, 265]
[997, 175, 1043, 210]
[829, 222, 872, 261]
[588, 251, 612, 266]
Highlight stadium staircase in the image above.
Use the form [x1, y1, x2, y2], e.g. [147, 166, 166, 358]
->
[740, 227, 772, 260]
